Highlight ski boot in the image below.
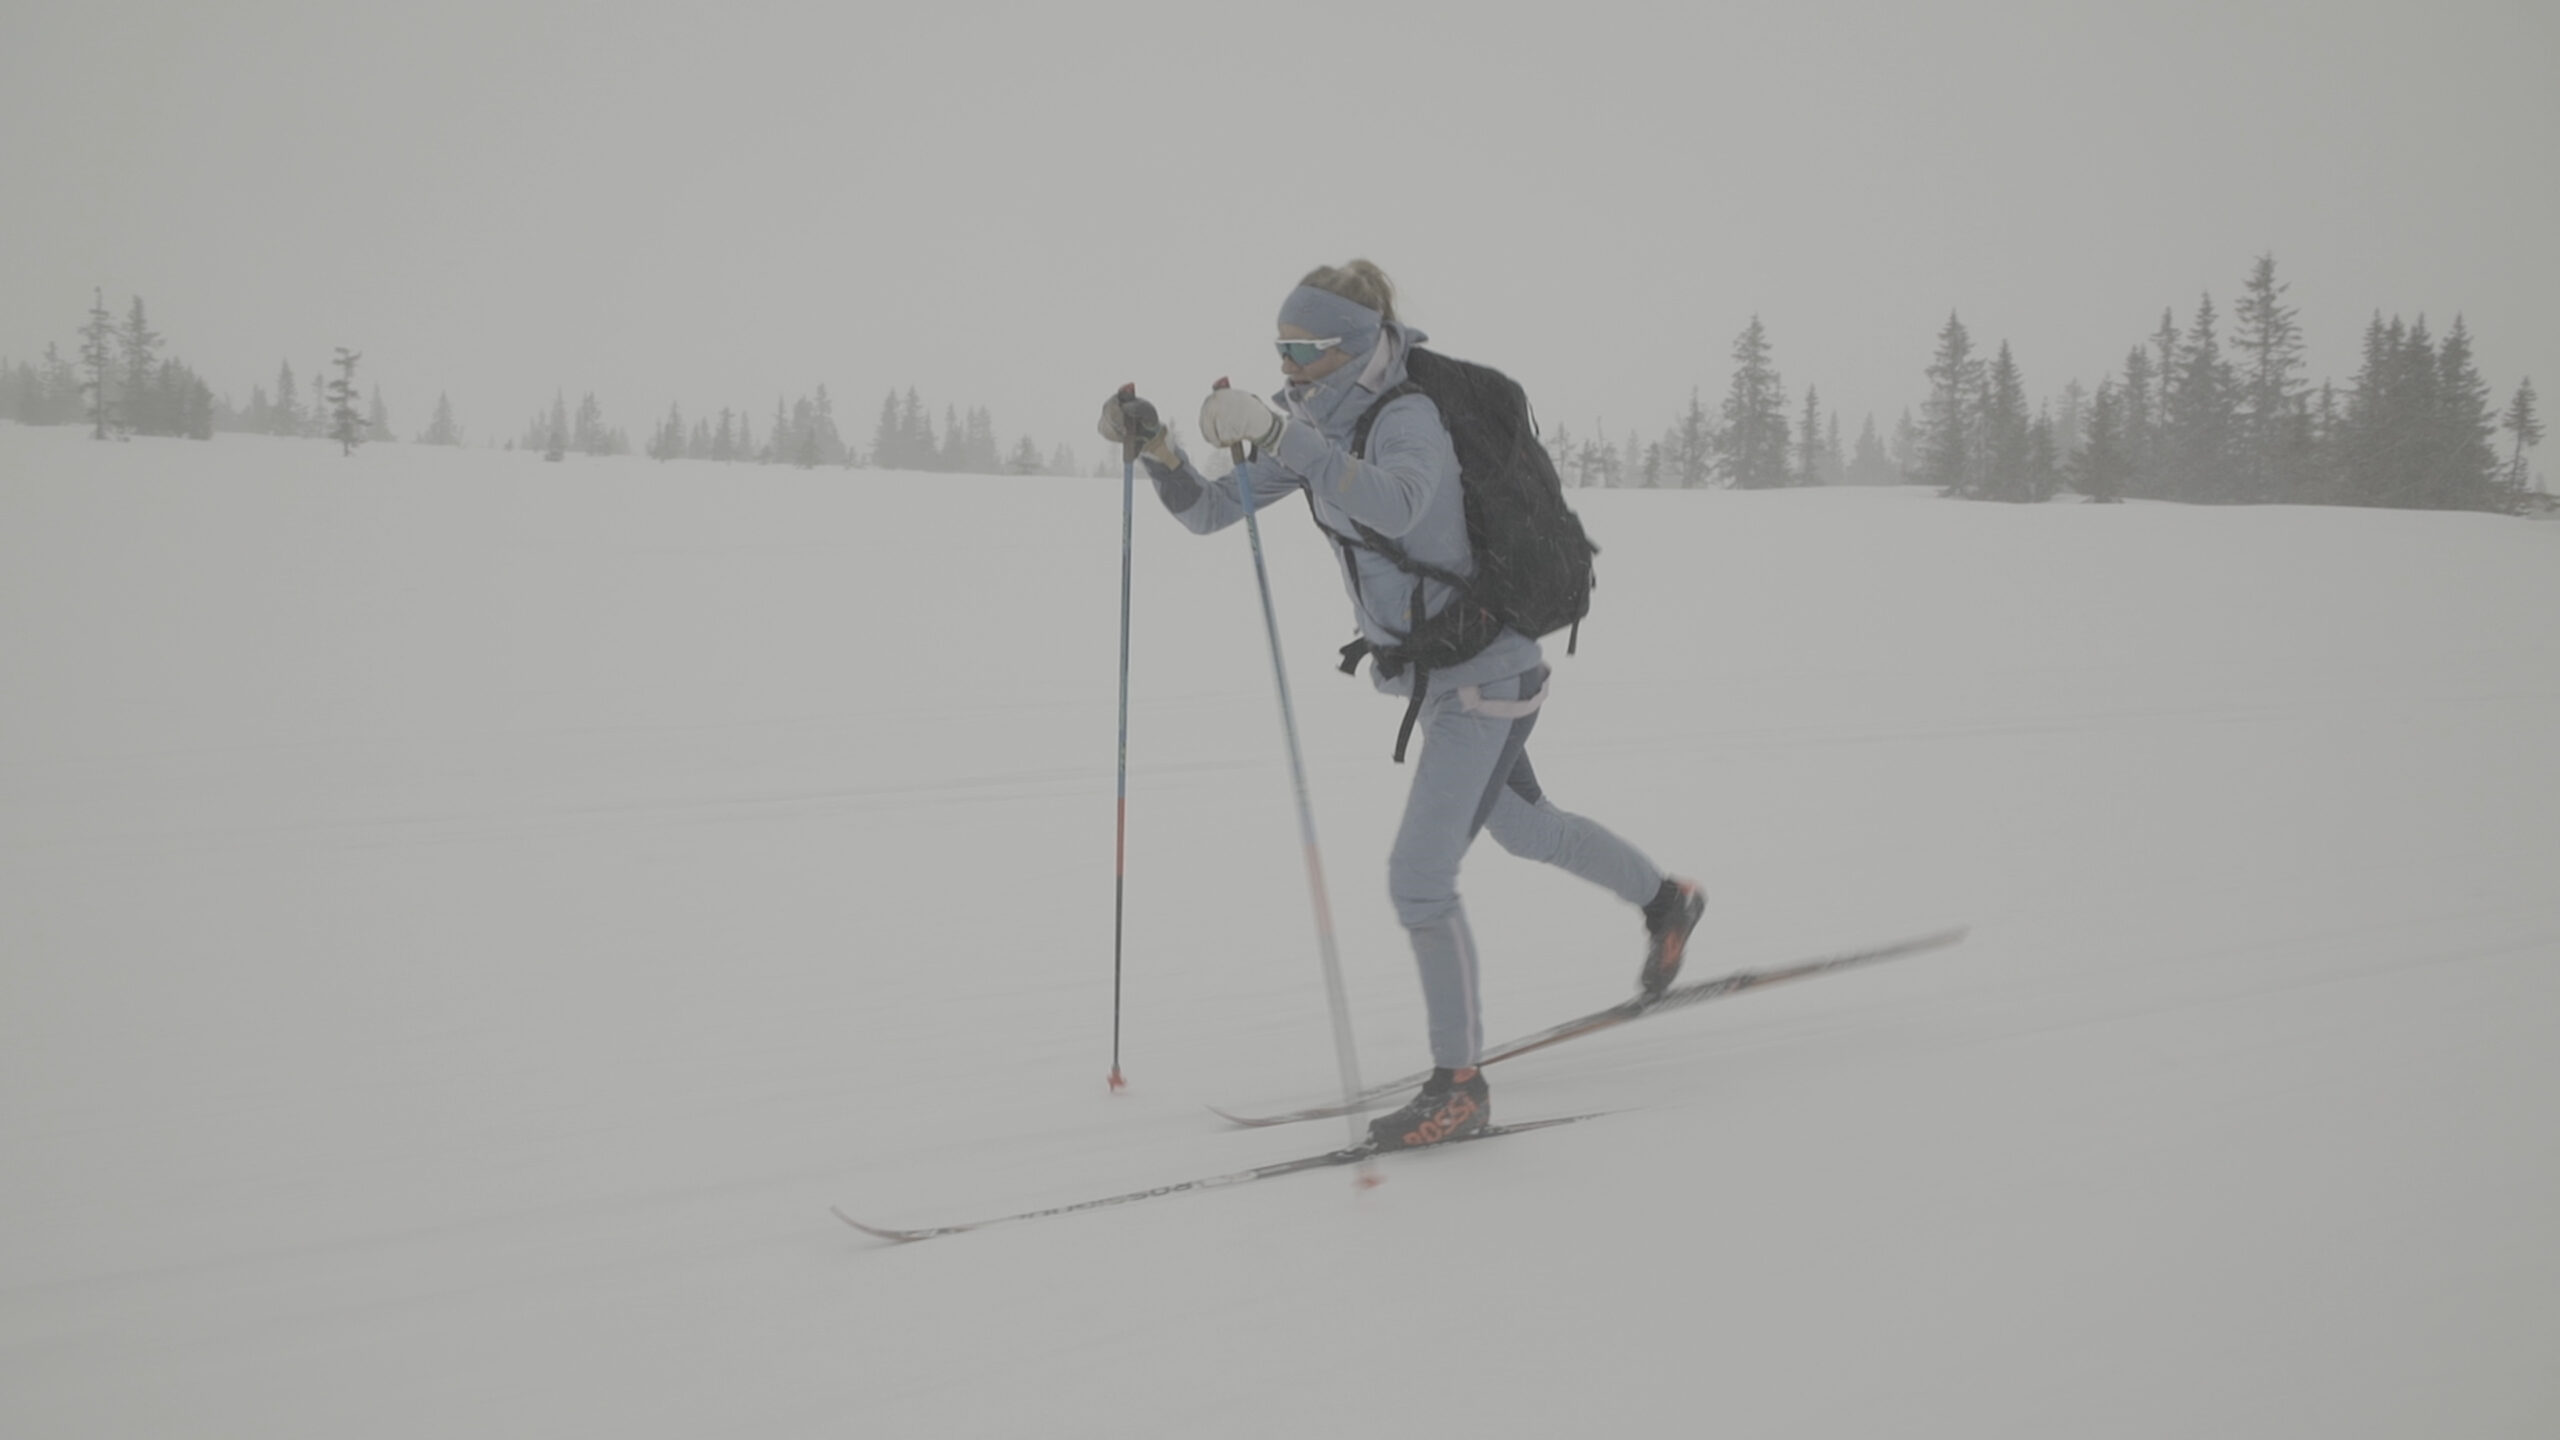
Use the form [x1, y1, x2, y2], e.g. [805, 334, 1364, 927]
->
[1638, 877, 1707, 1004]
[1366, 1067, 1490, 1150]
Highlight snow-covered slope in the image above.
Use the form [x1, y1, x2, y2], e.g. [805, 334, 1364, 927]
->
[4, 423, 2554, 1436]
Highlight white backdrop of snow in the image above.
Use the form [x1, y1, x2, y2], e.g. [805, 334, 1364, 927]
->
[2, 424, 2554, 1436]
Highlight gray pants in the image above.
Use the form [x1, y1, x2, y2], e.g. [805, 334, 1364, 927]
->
[1388, 666, 1666, 1069]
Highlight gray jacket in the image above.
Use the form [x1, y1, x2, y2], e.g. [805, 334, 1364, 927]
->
[1145, 322, 1541, 698]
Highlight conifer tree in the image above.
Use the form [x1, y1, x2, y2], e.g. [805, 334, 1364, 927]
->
[421, 392, 462, 446]
[272, 361, 302, 437]
[2232, 254, 2307, 501]
[2027, 408, 2062, 502]
[2162, 295, 2235, 501]
[1920, 312, 1981, 496]
[2502, 378, 2543, 496]
[1795, 384, 1825, 486]
[1979, 342, 2032, 501]
[2304, 380, 2342, 503]
[965, 406, 1001, 473]
[2339, 314, 2395, 505]
[571, 393, 607, 455]
[810, 385, 845, 464]
[2119, 345, 2157, 497]
[117, 296, 162, 433]
[326, 348, 365, 454]
[1718, 316, 1789, 489]
[900, 389, 931, 470]
[1672, 389, 1713, 488]
[1847, 413, 1897, 485]
[2388, 317, 2440, 504]
[2431, 316, 2502, 510]
[2075, 380, 2131, 503]
[79, 289, 118, 439]
[872, 390, 903, 469]
[545, 392, 568, 462]
[366, 385, 391, 443]
[2054, 379, 2088, 461]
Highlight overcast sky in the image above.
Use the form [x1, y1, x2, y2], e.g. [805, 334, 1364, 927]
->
[5, 0, 2553, 464]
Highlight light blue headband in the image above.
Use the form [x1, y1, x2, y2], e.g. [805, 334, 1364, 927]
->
[1277, 284, 1383, 355]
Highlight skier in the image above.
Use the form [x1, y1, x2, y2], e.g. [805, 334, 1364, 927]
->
[1099, 260, 1706, 1150]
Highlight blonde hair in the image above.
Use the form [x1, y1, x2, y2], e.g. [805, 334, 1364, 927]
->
[1299, 260, 1398, 323]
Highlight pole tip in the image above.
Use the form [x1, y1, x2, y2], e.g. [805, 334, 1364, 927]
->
[1107, 1068, 1126, 1093]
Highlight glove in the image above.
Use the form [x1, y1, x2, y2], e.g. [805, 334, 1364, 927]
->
[1199, 386, 1285, 452]
[1097, 387, 1178, 468]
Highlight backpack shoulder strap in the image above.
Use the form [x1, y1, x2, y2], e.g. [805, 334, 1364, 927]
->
[1349, 379, 1426, 460]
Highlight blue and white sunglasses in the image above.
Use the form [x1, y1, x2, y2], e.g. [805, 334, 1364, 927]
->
[1274, 336, 1344, 366]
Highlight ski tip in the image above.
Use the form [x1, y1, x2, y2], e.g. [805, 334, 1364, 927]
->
[1116, 381, 1136, 398]
[831, 1206, 928, 1244]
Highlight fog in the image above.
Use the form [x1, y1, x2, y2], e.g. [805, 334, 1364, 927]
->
[4, 0, 2553, 468]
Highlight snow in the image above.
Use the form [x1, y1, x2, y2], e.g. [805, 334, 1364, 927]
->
[3, 422, 2555, 1436]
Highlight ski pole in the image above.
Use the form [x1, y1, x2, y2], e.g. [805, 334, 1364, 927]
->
[1215, 379, 1374, 1175]
[1109, 384, 1143, 1093]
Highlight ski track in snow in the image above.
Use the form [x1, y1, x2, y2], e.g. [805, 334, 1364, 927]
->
[3, 425, 2556, 1438]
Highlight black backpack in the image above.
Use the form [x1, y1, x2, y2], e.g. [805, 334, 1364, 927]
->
[1306, 346, 1599, 761]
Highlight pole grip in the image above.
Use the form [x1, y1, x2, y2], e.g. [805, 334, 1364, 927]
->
[1116, 382, 1144, 464]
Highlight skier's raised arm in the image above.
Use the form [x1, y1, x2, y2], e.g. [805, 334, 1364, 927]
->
[1095, 387, 1299, 534]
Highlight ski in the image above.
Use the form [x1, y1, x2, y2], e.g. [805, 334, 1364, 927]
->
[832, 1111, 1605, 1244]
[1211, 925, 1968, 1128]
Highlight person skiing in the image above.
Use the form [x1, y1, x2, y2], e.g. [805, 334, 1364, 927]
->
[1100, 260, 1704, 1150]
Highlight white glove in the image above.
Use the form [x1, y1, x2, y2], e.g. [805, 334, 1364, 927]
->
[1199, 386, 1285, 451]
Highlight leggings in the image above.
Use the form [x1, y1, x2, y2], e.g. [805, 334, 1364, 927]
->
[1387, 665, 1666, 1068]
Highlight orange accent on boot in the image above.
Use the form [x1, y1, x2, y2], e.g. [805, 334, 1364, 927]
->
[1403, 1086, 1484, 1147]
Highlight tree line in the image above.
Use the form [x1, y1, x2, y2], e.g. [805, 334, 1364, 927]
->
[5, 290, 1085, 474]
[1568, 253, 2543, 514]
[2, 291, 219, 440]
